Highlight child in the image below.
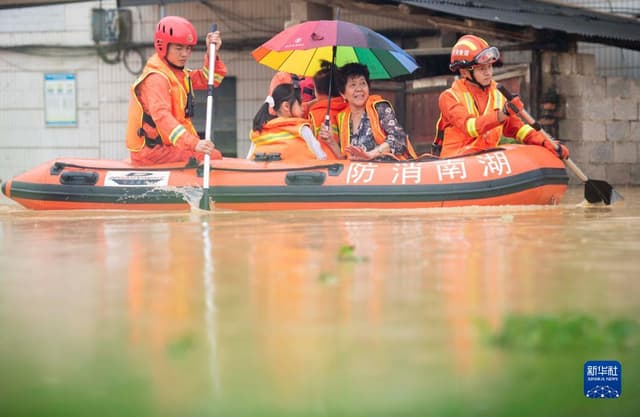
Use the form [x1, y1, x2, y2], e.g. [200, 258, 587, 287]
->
[249, 83, 326, 161]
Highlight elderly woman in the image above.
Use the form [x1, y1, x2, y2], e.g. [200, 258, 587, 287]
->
[324, 63, 415, 160]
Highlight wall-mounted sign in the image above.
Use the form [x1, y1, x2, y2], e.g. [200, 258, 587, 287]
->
[44, 73, 77, 127]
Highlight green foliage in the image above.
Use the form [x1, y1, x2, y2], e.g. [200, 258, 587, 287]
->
[491, 313, 639, 352]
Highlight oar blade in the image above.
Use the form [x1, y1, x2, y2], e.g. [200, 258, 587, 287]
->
[584, 179, 622, 205]
[199, 189, 211, 210]
[610, 188, 624, 205]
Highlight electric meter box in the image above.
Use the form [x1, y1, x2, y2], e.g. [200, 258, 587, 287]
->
[91, 8, 133, 43]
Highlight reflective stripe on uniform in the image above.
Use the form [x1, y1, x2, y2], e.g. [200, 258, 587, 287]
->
[169, 125, 187, 144]
[516, 124, 534, 142]
[201, 66, 224, 85]
[461, 92, 475, 114]
[493, 89, 504, 109]
[466, 118, 479, 137]
[461, 92, 479, 137]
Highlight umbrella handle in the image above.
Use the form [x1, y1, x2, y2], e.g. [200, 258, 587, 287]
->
[324, 45, 337, 128]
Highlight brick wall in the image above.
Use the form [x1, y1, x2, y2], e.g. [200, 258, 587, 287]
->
[542, 52, 640, 184]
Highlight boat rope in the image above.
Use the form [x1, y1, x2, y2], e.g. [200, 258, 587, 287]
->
[50, 154, 452, 177]
[49, 160, 346, 175]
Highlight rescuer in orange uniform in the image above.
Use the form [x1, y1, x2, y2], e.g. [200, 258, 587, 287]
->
[126, 16, 227, 166]
[434, 34, 569, 159]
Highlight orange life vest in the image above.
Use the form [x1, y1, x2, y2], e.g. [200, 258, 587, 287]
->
[434, 79, 535, 157]
[126, 54, 198, 152]
[432, 80, 533, 157]
[307, 97, 348, 159]
[337, 95, 416, 159]
[249, 117, 320, 161]
[437, 80, 505, 155]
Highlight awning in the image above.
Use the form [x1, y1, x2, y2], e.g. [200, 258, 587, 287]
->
[0, 0, 193, 9]
[398, 0, 640, 49]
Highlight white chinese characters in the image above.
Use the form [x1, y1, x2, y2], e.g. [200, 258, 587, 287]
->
[392, 163, 421, 184]
[436, 159, 467, 181]
[346, 162, 378, 184]
[476, 152, 512, 177]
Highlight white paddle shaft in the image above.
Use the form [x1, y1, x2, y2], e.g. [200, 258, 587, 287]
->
[202, 24, 217, 191]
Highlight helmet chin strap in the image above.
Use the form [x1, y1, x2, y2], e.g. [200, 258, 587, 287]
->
[166, 59, 185, 70]
[464, 68, 490, 90]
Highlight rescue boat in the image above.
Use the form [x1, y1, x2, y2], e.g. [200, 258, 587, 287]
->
[1, 145, 568, 211]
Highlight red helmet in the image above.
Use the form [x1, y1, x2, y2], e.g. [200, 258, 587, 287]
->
[154, 16, 197, 59]
[449, 35, 500, 72]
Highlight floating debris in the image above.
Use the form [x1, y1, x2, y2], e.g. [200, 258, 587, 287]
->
[337, 245, 368, 263]
[318, 273, 338, 285]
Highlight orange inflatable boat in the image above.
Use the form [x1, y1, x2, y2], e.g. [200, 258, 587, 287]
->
[1, 145, 568, 211]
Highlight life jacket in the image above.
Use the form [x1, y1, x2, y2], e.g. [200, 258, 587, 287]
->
[126, 54, 198, 152]
[249, 117, 319, 161]
[337, 95, 417, 159]
[432, 79, 506, 157]
[308, 96, 348, 159]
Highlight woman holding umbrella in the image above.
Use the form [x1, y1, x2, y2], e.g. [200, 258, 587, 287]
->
[328, 63, 416, 160]
[252, 20, 420, 160]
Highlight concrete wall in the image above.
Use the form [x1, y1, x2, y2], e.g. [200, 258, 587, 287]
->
[0, 1, 107, 181]
[542, 52, 640, 184]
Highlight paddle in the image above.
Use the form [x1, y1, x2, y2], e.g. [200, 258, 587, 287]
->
[199, 23, 218, 211]
[497, 84, 622, 205]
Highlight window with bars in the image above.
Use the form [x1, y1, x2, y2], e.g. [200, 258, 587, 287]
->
[193, 76, 238, 157]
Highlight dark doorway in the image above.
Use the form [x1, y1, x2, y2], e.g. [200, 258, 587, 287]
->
[193, 76, 237, 157]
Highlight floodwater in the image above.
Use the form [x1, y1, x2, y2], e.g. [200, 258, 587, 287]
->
[1, 186, 639, 416]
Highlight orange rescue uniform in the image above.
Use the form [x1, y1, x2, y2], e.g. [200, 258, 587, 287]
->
[126, 53, 227, 166]
[436, 79, 535, 158]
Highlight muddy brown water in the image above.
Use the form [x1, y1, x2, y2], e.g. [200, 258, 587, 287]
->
[1, 186, 638, 416]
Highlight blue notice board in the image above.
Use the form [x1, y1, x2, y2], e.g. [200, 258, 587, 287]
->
[44, 73, 77, 127]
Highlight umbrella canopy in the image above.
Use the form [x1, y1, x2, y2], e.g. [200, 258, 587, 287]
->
[252, 20, 419, 80]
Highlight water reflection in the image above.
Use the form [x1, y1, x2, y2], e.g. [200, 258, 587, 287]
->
[0, 187, 639, 415]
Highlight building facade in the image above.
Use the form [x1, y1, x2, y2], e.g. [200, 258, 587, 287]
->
[0, 0, 638, 184]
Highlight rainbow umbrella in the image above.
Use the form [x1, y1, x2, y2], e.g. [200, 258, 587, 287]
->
[252, 20, 418, 80]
